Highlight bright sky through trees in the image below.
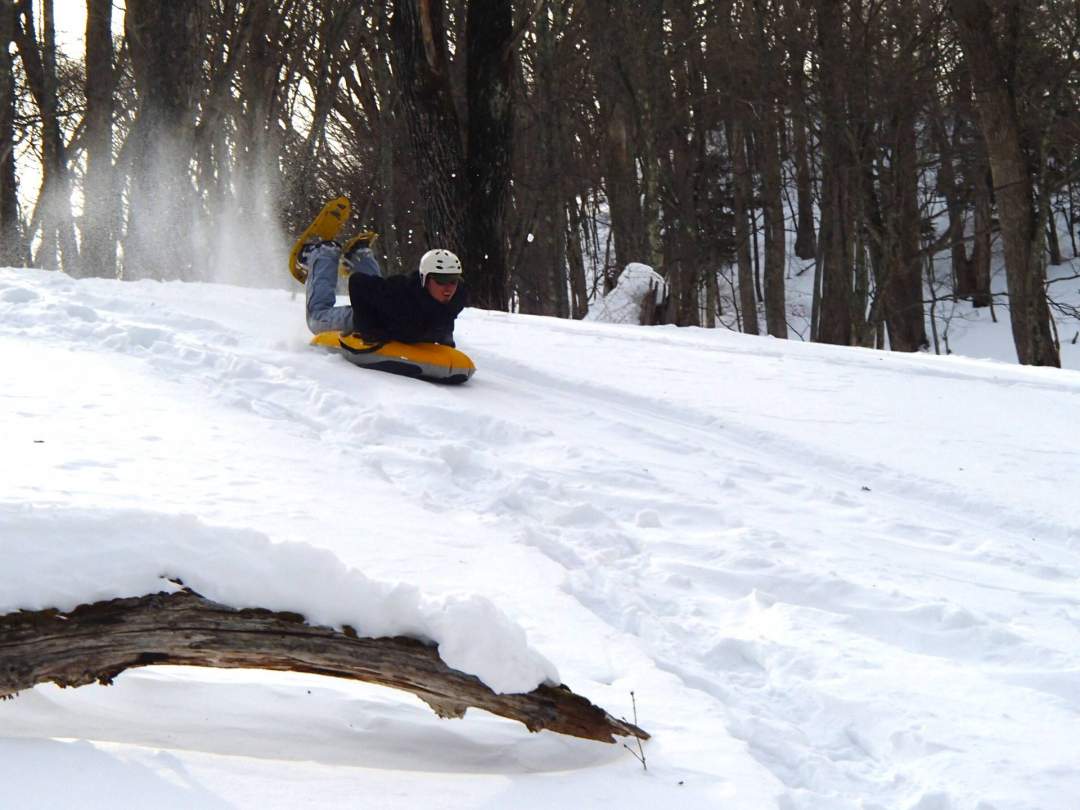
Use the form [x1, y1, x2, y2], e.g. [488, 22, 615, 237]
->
[50, 0, 125, 51]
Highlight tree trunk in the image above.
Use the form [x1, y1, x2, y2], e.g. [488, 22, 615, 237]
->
[548, 198, 570, 318]
[932, 113, 975, 299]
[41, 0, 75, 270]
[368, 15, 414, 274]
[663, 0, 707, 328]
[953, 56, 995, 308]
[0, 590, 648, 745]
[27, 1, 54, 269]
[949, 0, 1059, 366]
[704, 265, 717, 328]
[464, 0, 514, 310]
[124, 0, 201, 280]
[389, 0, 467, 261]
[585, 1, 644, 269]
[850, 136, 876, 349]
[815, 0, 853, 346]
[566, 198, 589, 318]
[15, 0, 78, 272]
[520, 5, 571, 318]
[881, 98, 927, 351]
[1043, 190, 1063, 267]
[82, 0, 117, 278]
[787, 29, 817, 261]
[857, 158, 887, 345]
[759, 89, 787, 337]
[0, 0, 20, 266]
[637, 0, 664, 270]
[730, 119, 759, 335]
[971, 164, 993, 307]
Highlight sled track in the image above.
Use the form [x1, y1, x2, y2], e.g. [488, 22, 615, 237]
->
[5, 272, 1080, 808]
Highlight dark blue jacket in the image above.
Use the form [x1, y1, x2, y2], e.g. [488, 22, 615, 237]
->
[348, 271, 467, 346]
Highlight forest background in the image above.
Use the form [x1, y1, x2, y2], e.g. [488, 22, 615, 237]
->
[2, 0, 1079, 366]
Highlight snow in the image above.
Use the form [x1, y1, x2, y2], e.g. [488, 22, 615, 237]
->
[585, 262, 667, 323]
[0, 506, 557, 694]
[2, 264, 1079, 809]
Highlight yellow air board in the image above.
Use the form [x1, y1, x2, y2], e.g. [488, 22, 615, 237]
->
[312, 331, 476, 384]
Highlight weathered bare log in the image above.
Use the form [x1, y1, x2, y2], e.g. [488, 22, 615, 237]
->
[0, 590, 647, 744]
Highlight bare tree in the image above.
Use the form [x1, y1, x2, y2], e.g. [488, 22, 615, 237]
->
[464, 0, 515, 309]
[510, 0, 585, 317]
[123, 0, 201, 279]
[389, 0, 468, 261]
[729, 118, 760, 335]
[662, 0, 711, 327]
[0, 0, 1076, 351]
[584, 1, 646, 274]
[15, 0, 78, 271]
[950, 0, 1060, 366]
[752, 0, 788, 337]
[81, 0, 116, 278]
[785, 0, 817, 262]
[814, 0, 854, 345]
[0, 0, 20, 266]
[876, 1, 928, 351]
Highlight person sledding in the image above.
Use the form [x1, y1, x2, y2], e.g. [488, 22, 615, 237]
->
[293, 198, 468, 347]
[290, 197, 475, 383]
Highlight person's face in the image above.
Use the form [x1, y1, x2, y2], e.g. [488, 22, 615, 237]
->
[426, 273, 460, 303]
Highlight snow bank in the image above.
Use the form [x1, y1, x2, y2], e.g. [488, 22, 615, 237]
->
[4, 265, 1080, 806]
[0, 504, 558, 694]
[585, 263, 667, 324]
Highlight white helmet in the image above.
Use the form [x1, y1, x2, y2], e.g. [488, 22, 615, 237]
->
[419, 249, 463, 284]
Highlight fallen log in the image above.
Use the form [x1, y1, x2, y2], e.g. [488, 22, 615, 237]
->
[0, 589, 648, 743]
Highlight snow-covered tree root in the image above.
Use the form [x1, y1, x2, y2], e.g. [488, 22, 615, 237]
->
[0, 589, 648, 744]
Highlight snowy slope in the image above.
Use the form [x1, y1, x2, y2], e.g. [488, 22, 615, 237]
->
[1, 266, 1078, 810]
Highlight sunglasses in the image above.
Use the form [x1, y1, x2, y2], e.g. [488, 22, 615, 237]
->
[429, 273, 461, 286]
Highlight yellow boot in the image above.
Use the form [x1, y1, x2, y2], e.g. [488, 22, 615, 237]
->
[288, 196, 350, 283]
[338, 229, 379, 276]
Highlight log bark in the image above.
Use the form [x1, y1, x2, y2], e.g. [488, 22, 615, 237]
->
[0, 590, 647, 744]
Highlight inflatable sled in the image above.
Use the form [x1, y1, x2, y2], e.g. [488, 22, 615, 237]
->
[312, 331, 476, 384]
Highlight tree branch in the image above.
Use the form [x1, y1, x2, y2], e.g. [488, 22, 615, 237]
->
[0, 589, 647, 744]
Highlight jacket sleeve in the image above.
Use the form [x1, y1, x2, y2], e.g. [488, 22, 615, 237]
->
[348, 274, 391, 342]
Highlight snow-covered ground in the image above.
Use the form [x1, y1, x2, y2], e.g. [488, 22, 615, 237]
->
[1, 265, 1079, 810]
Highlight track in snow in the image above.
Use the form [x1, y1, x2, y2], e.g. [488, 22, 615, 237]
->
[2, 268, 1079, 809]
